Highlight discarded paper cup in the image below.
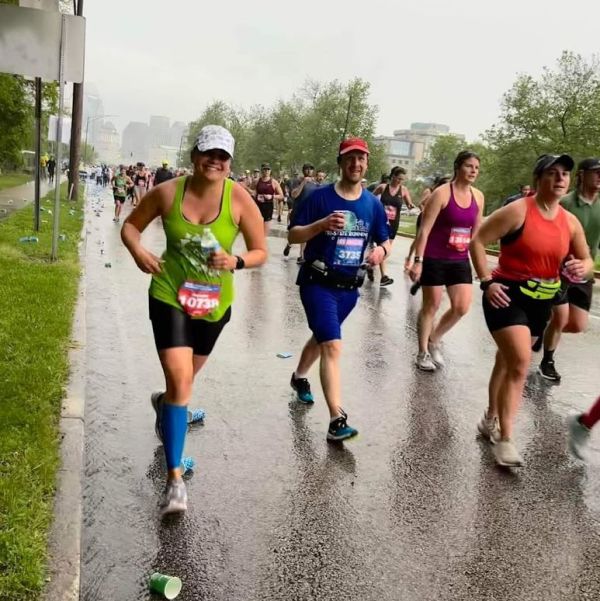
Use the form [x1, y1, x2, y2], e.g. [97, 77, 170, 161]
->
[149, 572, 182, 599]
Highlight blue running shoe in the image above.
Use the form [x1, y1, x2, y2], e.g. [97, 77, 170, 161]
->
[290, 374, 314, 404]
[181, 456, 196, 475]
[327, 409, 358, 442]
[151, 391, 164, 442]
[187, 408, 206, 424]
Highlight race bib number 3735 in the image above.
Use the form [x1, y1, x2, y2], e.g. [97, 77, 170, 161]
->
[333, 236, 363, 267]
[177, 281, 221, 318]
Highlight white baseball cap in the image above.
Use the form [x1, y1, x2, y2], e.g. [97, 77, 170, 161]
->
[194, 125, 235, 158]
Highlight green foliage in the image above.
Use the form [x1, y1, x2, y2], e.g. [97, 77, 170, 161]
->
[0, 75, 32, 170]
[416, 134, 465, 179]
[185, 78, 385, 180]
[481, 51, 600, 211]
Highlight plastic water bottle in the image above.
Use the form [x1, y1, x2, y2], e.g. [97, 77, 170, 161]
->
[200, 230, 221, 278]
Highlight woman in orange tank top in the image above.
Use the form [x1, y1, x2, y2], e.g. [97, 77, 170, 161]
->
[469, 154, 592, 468]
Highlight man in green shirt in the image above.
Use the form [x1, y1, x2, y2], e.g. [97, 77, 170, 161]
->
[539, 158, 600, 382]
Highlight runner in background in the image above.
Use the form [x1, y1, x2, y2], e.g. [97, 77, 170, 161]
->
[253, 163, 284, 236]
[409, 153, 484, 371]
[537, 158, 600, 382]
[373, 166, 414, 286]
[111, 165, 133, 223]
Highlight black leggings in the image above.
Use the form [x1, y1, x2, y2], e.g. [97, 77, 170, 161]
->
[149, 295, 231, 356]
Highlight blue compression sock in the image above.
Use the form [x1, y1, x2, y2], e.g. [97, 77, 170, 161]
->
[161, 402, 188, 471]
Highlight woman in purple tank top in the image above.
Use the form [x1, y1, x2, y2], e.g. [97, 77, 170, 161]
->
[409, 151, 485, 371]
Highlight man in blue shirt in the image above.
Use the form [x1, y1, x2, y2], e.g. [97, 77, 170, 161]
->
[287, 138, 391, 441]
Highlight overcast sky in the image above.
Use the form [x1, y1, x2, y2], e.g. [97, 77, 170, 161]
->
[85, 0, 600, 142]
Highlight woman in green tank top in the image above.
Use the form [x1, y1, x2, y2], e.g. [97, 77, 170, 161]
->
[121, 125, 267, 515]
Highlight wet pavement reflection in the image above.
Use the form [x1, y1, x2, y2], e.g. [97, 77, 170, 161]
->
[81, 186, 600, 600]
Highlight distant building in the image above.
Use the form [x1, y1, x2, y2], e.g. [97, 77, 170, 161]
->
[122, 121, 149, 164]
[95, 121, 120, 165]
[121, 117, 188, 166]
[82, 82, 105, 152]
[374, 123, 465, 179]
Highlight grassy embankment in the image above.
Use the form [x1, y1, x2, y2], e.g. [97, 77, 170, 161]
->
[0, 173, 30, 191]
[0, 183, 83, 601]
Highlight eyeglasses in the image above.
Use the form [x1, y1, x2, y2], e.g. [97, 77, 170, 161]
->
[203, 149, 231, 161]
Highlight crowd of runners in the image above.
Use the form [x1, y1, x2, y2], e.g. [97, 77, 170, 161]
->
[110, 124, 599, 515]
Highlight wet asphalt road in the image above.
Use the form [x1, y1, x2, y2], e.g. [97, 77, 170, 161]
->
[81, 184, 600, 601]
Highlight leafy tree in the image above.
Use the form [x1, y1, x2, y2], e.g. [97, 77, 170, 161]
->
[482, 51, 600, 210]
[0, 75, 32, 170]
[416, 134, 465, 179]
[184, 78, 384, 181]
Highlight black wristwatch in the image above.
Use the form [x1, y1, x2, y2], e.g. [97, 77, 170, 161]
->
[235, 255, 245, 270]
[480, 278, 494, 291]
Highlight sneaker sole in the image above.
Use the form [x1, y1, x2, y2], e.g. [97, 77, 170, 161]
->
[327, 431, 359, 442]
[494, 457, 523, 468]
[415, 363, 436, 372]
[160, 502, 188, 516]
[536, 367, 561, 382]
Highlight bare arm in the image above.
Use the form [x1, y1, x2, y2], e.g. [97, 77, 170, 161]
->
[272, 180, 284, 202]
[402, 186, 414, 209]
[288, 212, 345, 244]
[412, 187, 446, 259]
[121, 186, 165, 273]
[564, 213, 594, 278]
[373, 184, 385, 197]
[291, 178, 308, 199]
[234, 188, 268, 268]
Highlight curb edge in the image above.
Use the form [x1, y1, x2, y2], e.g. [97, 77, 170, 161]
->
[42, 202, 88, 601]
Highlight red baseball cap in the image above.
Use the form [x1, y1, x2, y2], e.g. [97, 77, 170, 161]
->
[338, 137, 369, 156]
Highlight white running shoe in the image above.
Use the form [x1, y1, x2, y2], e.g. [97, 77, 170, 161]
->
[493, 440, 523, 467]
[567, 414, 591, 461]
[415, 351, 436, 372]
[160, 479, 188, 516]
[477, 413, 501, 444]
[428, 341, 445, 367]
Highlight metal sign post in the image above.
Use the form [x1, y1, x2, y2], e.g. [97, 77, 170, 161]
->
[34, 77, 42, 231]
[50, 15, 66, 261]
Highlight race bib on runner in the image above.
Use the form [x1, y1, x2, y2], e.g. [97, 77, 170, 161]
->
[177, 280, 221, 318]
[333, 236, 363, 267]
[448, 227, 472, 252]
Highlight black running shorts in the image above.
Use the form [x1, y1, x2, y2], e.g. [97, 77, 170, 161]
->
[553, 279, 593, 312]
[482, 280, 553, 338]
[149, 295, 231, 356]
[420, 258, 472, 287]
[256, 200, 274, 222]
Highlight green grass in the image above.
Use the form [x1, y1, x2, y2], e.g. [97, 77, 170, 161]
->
[0, 184, 83, 601]
[0, 173, 31, 191]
